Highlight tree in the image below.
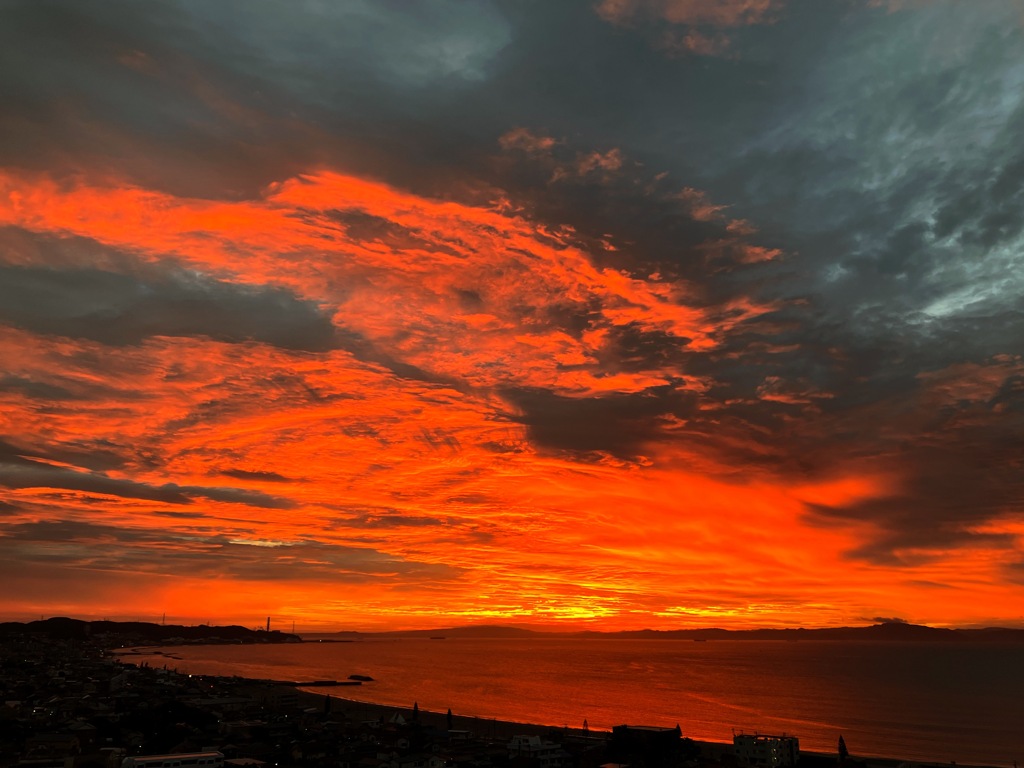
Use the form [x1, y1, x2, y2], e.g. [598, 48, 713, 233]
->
[413, 701, 419, 722]
[447, 708, 453, 730]
[838, 735, 849, 763]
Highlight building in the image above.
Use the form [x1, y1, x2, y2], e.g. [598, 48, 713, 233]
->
[733, 734, 799, 767]
[507, 735, 565, 768]
[609, 725, 682, 766]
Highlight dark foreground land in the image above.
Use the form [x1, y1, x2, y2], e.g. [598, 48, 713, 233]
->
[0, 618, 301, 646]
[0, 624, 1004, 768]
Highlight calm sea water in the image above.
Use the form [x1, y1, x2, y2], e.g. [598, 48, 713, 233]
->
[141, 638, 1023, 766]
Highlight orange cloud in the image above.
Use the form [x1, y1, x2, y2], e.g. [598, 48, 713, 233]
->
[677, 187, 729, 221]
[498, 130, 626, 184]
[595, 0, 784, 58]
[2, 166, 1022, 631]
[916, 357, 1023, 407]
[499, 127, 560, 155]
[596, 0, 781, 27]
[0, 168, 748, 396]
[563, 148, 625, 178]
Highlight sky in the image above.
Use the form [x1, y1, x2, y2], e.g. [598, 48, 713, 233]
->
[1, 0, 1023, 631]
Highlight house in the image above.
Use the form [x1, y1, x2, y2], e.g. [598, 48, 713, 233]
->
[508, 735, 565, 768]
[733, 734, 799, 768]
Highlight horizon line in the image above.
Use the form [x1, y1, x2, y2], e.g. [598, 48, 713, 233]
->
[7, 615, 1024, 634]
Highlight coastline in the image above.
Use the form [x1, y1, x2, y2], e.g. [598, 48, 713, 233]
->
[295, 687, 577, 738]
[116, 648, 732, 748]
[114, 647, 1012, 768]
[288, 689, 1001, 768]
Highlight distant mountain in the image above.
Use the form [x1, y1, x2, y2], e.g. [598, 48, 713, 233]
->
[572, 622, 1024, 642]
[327, 624, 543, 639]
[0, 617, 301, 644]
[323, 621, 1024, 642]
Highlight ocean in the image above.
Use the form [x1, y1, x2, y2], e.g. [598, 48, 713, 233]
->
[138, 637, 1023, 766]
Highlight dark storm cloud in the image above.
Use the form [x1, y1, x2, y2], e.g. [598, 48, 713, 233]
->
[491, 144, 742, 285]
[796, 363, 1024, 562]
[0, 0, 513, 197]
[694, 0, 1024, 328]
[598, 324, 696, 373]
[0, 260, 338, 352]
[0, 375, 82, 402]
[0, 460, 187, 504]
[504, 384, 699, 459]
[821, 420, 1024, 552]
[0, 519, 459, 583]
[345, 513, 449, 529]
[0, 0, 798, 202]
[0, 440, 294, 509]
[220, 469, 297, 484]
[0, 437, 133, 474]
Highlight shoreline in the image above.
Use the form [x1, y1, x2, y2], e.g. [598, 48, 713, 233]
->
[114, 648, 1009, 768]
[289, 690, 1005, 768]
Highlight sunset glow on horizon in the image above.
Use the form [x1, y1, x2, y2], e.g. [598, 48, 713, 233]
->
[2, 0, 1024, 632]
